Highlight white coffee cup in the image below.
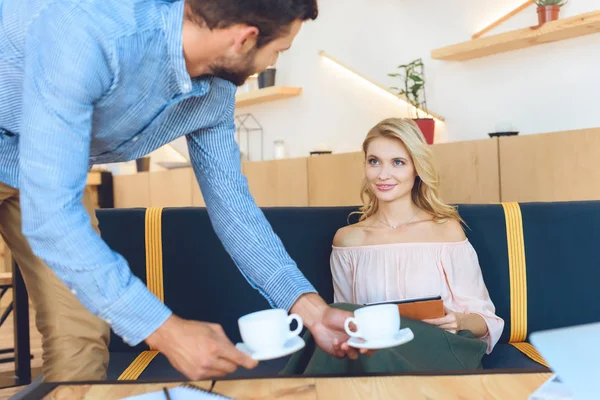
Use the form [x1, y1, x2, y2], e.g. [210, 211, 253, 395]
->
[344, 304, 400, 341]
[238, 309, 303, 353]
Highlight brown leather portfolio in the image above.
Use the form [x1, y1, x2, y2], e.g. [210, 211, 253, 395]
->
[397, 299, 445, 320]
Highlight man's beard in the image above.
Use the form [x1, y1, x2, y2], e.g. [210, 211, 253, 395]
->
[210, 49, 258, 87]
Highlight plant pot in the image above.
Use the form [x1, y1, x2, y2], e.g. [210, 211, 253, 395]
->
[258, 68, 276, 88]
[413, 119, 435, 145]
[136, 156, 150, 172]
[537, 5, 560, 25]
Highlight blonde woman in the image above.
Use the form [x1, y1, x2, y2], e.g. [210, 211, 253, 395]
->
[282, 118, 504, 375]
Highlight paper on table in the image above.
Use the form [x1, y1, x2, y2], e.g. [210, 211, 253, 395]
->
[122, 385, 232, 400]
[528, 374, 574, 400]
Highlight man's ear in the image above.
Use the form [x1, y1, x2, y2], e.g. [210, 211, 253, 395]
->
[232, 25, 259, 54]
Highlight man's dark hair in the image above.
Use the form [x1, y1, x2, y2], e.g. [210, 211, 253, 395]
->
[186, 0, 318, 48]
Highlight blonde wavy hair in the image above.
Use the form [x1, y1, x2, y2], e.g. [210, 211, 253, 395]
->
[355, 118, 462, 224]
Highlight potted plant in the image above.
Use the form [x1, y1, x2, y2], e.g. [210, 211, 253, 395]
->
[535, 0, 567, 25]
[388, 58, 435, 144]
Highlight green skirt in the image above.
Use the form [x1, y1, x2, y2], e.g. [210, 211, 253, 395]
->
[280, 303, 487, 376]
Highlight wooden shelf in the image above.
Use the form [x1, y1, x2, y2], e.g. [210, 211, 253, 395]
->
[235, 86, 302, 107]
[432, 10, 600, 61]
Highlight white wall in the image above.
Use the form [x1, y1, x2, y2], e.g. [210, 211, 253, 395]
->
[233, 0, 600, 160]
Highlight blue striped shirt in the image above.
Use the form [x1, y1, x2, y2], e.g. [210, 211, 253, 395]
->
[0, 0, 316, 346]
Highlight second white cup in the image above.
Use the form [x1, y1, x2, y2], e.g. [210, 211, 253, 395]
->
[344, 304, 400, 341]
[238, 309, 303, 354]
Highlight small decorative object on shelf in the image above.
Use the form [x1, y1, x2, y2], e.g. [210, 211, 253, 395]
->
[238, 74, 259, 94]
[258, 66, 276, 88]
[535, 0, 567, 25]
[235, 113, 264, 161]
[273, 140, 286, 160]
[488, 131, 519, 138]
[136, 156, 150, 172]
[388, 58, 435, 145]
[489, 122, 519, 138]
[310, 143, 332, 156]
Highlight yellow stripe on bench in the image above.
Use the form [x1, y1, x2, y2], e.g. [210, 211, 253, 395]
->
[117, 350, 160, 381]
[118, 207, 165, 381]
[501, 202, 549, 368]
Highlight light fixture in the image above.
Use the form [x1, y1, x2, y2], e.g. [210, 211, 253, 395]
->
[472, 0, 534, 39]
[318, 50, 444, 122]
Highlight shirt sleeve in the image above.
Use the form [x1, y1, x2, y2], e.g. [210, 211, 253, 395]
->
[441, 242, 505, 354]
[18, 4, 172, 346]
[185, 96, 316, 311]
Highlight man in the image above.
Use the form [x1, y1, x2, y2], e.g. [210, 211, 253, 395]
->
[0, 0, 362, 382]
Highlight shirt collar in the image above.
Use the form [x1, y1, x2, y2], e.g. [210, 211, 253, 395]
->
[162, 1, 196, 94]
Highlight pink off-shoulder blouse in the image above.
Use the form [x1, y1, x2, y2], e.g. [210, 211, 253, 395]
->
[330, 239, 504, 353]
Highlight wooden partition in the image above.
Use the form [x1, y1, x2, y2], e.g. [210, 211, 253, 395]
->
[191, 177, 206, 207]
[499, 128, 600, 202]
[308, 152, 364, 207]
[149, 168, 193, 207]
[242, 158, 309, 206]
[432, 138, 500, 204]
[112, 128, 600, 208]
[113, 172, 151, 208]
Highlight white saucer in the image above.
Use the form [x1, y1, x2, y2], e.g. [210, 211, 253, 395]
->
[347, 328, 414, 350]
[235, 336, 305, 361]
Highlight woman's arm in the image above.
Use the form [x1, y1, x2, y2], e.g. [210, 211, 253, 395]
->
[423, 308, 489, 337]
[423, 221, 504, 352]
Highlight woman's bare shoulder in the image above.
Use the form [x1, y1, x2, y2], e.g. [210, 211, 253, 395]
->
[433, 218, 467, 242]
[332, 220, 371, 247]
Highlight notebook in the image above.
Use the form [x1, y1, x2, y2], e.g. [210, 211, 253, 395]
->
[122, 384, 232, 400]
[365, 295, 445, 320]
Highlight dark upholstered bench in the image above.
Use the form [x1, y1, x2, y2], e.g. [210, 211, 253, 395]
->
[97, 202, 600, 380]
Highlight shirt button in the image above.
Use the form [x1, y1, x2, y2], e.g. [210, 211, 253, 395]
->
[132, 137, 139, 143]
[105, 319, 112, 325]
[71, 288, 77, 295]
[183, 83, 191, 92]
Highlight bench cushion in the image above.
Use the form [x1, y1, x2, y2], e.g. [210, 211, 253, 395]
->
[97, 201, 600, 377]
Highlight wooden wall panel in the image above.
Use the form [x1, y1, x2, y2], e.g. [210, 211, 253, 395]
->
[191, 177, 206, 207]
[308, 152, 364, 207]
[149, 168, 193, 207]
[500, 128, 600, 202]
[243, 158, 309, 206]
[431, 138, 500, 204]
[113, 172, 151, 208]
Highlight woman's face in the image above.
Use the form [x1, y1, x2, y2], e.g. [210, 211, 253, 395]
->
[364, 136, 417, 203]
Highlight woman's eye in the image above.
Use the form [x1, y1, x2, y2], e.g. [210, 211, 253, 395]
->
[368, 159, 379, 165]
[394, 160, 404, 166]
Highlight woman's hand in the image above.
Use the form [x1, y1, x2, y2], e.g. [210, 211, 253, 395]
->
[422, 307, 464, 334]
[423, 307, 489, 337]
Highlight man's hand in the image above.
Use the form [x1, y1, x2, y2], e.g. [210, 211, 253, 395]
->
[290, 293, 373, 359]
[145, 315, 258, 380]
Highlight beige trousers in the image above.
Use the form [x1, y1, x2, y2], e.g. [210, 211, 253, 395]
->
[0, 181, 109, 382]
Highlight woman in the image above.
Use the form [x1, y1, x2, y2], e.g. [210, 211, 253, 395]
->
[282, 118, 504, 375]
